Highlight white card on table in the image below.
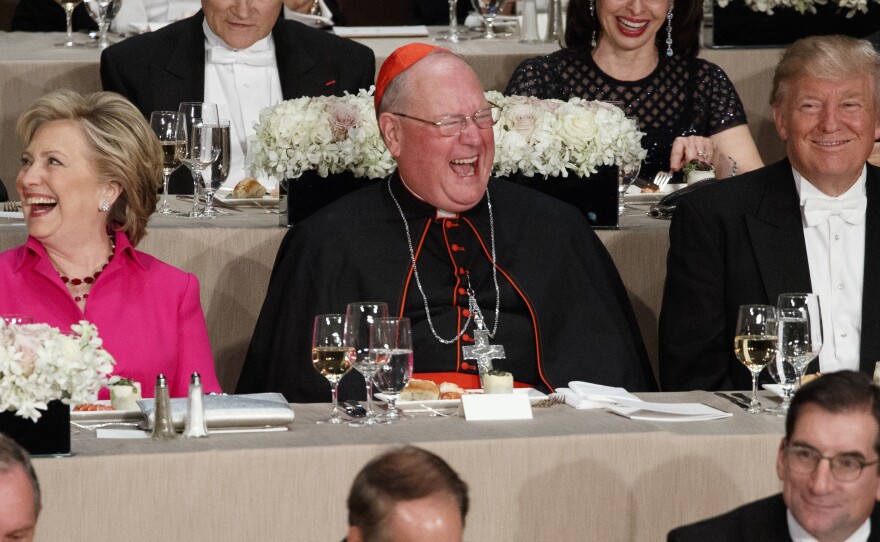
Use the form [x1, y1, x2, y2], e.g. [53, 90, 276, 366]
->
[461, 393, 533, 421]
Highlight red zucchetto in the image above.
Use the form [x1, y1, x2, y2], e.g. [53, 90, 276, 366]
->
[374, 43, 450, 110]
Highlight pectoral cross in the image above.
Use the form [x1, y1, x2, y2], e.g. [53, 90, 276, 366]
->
[461, 279, 505, 387]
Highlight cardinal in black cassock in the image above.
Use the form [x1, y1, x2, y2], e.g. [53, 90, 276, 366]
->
[236, 44, 656, 402]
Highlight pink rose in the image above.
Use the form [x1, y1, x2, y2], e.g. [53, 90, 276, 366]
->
[507, 104, 540, 140]
[13, 329, 40, 375]
[328, 103, 361, 142]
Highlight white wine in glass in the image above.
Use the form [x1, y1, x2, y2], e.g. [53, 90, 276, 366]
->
[312, 314, 355, 424]
[734, 305, 777, 414]
[150, 111, 185, 216]
[54, 0, 83, 48]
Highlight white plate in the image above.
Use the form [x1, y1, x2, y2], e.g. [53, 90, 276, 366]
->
[215, 188, 280, 207]
[375, 388, 547, 411]
[70, 400, 143, 422]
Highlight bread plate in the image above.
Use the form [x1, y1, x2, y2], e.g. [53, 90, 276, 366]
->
[624, 183, 685, 203]
[215, 188, 280, 207]
[70, 400, 143, 422]
[375, 388, 547, 411]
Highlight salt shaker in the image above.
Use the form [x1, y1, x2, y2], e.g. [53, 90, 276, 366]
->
[151, 374, 176, 441]
[519, 0, 540, 43]
[183, 372, 209, 438]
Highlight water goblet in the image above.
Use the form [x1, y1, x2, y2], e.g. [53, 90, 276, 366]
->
[199, 119, 230, 219]
[150, 111, 185, 216]
[344, 301, 389, 426]
[436, 0, 469, 42]
[766, 309, 807, 415]
[371, 317, 413, 421]
[734, 305, 777, 414]
[776, 293, 822, 385]
[54, 0, 84, 48]
[178, 102, 219, 218]
[471, 0, 509, 39]
[312, 314, 355, 424]
[84, 0, 122, 48]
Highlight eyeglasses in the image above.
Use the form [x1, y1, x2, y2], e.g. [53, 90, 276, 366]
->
[784, 444, 879, 482]
[390, 105, 500, 137]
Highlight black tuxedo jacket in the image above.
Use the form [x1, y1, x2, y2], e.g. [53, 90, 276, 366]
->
[659, 159, 880, 391]
[668, 494, 880, 541]
[100, 11, 375, 192]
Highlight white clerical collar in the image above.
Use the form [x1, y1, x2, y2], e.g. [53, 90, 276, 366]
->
[787, 508, 870, 542]
[398, 175, 459, 218]
[202, 19, 274, 53]
[794, 166, 867, 205]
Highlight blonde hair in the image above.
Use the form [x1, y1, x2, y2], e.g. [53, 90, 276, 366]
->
[16, 90, 161, 246]
[771, 35, 880, 108]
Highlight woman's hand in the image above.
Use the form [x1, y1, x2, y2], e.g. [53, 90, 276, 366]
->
[669, 136, 715, 172]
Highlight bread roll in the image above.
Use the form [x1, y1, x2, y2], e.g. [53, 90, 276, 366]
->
[400, 379, 440, 401]
[231, 178, 266, 199]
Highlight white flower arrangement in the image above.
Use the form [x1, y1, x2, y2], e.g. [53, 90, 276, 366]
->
[249, 88, 645, 181]
[715, 0, 874, 17]
[487, 91, 646, 178]
[248, 86, 396, 180]
[0, 321, 115, 421]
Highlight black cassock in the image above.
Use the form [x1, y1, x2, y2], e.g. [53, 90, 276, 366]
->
[237, 174, 656, 402]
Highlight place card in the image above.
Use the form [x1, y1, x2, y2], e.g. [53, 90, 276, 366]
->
[461, 393, 533, 421]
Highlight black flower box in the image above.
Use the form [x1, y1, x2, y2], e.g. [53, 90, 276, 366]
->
[281, 170, 381, 226]
[0, 400, 71, 456]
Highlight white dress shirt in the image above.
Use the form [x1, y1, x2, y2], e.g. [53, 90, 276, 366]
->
[203, 21, 283, 189]
[795, 166, 867, 373]
[788, 508, 870, 541]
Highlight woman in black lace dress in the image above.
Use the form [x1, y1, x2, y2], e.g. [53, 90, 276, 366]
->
[505, 0, 763, 181]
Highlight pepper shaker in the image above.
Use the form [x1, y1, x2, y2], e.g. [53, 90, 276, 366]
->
[151, 374, 176, 441]
[183, 372, 209, 438]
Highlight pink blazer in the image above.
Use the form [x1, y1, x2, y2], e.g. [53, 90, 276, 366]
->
[0, 231, 221, 398]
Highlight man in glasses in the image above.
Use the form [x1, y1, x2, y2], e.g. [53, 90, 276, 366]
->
[238, 43, 656, 402]
[669, 371, 880, 541]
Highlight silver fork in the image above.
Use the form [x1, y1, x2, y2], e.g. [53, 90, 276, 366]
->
[653, 171, 673, 190]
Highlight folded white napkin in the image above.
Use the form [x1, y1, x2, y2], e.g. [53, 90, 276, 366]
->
[138, 392, 294, 430]
[556, 381, 641, 409]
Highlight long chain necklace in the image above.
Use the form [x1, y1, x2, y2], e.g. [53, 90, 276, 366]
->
[387, 177, 501, 344]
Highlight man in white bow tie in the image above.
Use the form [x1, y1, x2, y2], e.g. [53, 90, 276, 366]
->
[659, 35, 880, 392]
[100, 0, 374, 192]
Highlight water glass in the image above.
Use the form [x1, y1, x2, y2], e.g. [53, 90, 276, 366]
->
[371, 317, 413, 421]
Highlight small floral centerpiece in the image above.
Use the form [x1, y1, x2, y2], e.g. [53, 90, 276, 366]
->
[486, 91, 646, 178]
[0, 320, 115, 421]
[715, 0, 874, 16]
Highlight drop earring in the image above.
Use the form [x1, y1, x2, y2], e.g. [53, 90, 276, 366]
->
[665, 2, 673, 57]
[590, 0, 597, 48]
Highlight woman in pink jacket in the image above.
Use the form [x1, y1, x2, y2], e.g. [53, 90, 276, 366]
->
[0, 89, 220, 398]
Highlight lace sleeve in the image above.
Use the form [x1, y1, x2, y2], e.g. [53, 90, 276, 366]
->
[504, 56, 558, 98]
[696, 61, 749, 135]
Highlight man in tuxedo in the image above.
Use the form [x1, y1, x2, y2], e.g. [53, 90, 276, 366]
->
[100, 0, 374, 192]
[346, 446, 468, 542]
[659, 35, 880, 391]
[669, 371, 880, 541]
[0, 434, 41, 542]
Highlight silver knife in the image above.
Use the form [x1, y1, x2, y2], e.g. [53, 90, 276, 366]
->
[714, 392, 749, 410]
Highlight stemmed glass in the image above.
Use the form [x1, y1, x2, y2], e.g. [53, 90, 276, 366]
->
[733, 305, 777, 414]
[766, 309, 807, 415]
[617, 116, 642, 216]
[436, 0, 468, 42]
[150, 111, 185, 216]
[83, 0, 122, 48]
[311, 314, 355, 424]
[178, 102, 219, 218]
[777, 293, 823, 385]
[199, 120, 230, 218]
[54, 0, 84, 47]
[345, 302, 389, 426]
[372, 317, 413, 422]
[470, 0, 509, 39]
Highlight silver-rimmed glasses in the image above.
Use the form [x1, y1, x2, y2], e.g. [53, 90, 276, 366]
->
[390, 105, 499, 137]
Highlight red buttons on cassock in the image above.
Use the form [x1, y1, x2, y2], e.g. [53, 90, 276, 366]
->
[451, 244, 463, 251]
[462, 333, 472, 341]
[460, 362, 469, 370]
[458, 287, 467, 295]
[459, 267, 467, 275]
[462, 309, 470, 317]
[445, 221, 458, 229]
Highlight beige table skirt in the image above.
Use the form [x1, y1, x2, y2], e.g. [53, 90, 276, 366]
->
[35, 392, 784, 541]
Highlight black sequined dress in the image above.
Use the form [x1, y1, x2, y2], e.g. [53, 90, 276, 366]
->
[505, 47, 749, 181]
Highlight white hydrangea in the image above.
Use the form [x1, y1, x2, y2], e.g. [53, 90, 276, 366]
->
[722, 0, 873, 15]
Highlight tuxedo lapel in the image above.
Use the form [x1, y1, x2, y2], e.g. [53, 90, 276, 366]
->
[860, 165, 880, 373]
[149, 13, 206, 110]
[746, 161, 813, 303]
[272, 19, 340, 99]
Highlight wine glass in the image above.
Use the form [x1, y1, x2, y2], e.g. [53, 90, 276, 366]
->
[471, 0, 509, 39]
[436, 0, 468, 42]
[83, 0, 122, 49]
[777, 293, 823, 385]
[150, 111, 185, 216]
[344, 301, 389, 426]
[766, 309, 807, 415]
[312, 314, 355, 424]
[54, 0, 84, 48]
[199, 119, 230, 219]
[178, 102, 219, 218]
[617, 116, 642, 216]
[371, 317, 413, 422]
[734, 305, 777, 414]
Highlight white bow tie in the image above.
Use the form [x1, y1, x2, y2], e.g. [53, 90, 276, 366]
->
[207, 47, 275, 67]
[802, 195, 867, 227]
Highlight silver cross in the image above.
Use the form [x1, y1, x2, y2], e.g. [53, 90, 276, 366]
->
[462, 328, 505, 386]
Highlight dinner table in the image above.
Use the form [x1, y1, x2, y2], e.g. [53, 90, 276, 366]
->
[36, 391, 786, 541]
